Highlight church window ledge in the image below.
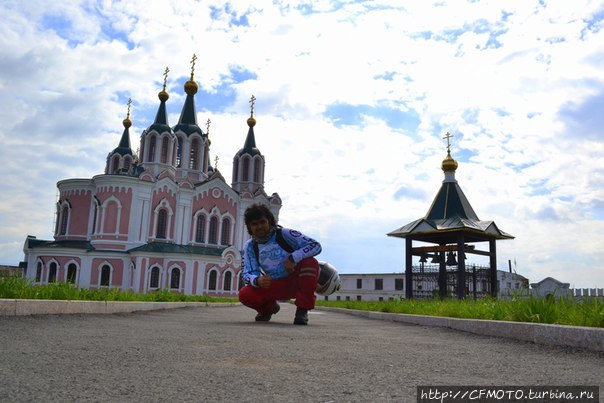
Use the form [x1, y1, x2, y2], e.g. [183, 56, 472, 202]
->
[149, 237, 172, 243]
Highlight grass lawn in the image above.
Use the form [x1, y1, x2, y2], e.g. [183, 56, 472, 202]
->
[316, 295, 604, 328]
[0, 275, 235, 303]
[2, 275, 602, 328]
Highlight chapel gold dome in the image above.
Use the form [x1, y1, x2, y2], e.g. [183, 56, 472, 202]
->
[442, 152, 458, 173]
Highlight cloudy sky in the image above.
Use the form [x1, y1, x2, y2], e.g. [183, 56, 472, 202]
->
[0, 0, 602, 289]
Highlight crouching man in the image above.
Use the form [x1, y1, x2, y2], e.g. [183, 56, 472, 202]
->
[239, 203, 322, 325]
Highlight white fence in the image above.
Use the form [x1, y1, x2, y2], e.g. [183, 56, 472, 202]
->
[571, 288, 604, 299]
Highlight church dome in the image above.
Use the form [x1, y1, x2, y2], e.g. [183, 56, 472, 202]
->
[442, 151, 458, 173]
[184, 80, 198, 95]
[158, 90, 169, 102]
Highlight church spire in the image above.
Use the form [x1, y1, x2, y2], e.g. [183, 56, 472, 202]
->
[232, 95, 265, 194]
[148, 67, 172, 134]
[113, 98, 134, 156]
[424, 132, 478, 220]
[174, 54, 202, 136]
[105, 99, 136, 175]
[441, 132, 459, 178]
[241, 95, 259, 152]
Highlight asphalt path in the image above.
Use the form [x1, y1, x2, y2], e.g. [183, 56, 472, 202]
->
[1, 304, 602, 402]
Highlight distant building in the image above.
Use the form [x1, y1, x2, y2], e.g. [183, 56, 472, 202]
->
[498, 270, 530, 298]
[325, 270, 528, 301]
[530, 277, 570, 298]
[22, 61, 281, 297]
[0, 265, 23, 277]
[530, 277, 603, 300]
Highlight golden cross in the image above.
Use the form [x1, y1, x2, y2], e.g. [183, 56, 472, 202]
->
[206, 118, 211, 134]
[126, 98, 132, 119]
[249, 94, 256, 117]
[162, 67, 170, 91]
[443, 132, 453, 153]
[190, 54, 197, 79]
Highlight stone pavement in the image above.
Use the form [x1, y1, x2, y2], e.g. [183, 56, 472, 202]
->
[1, 304, 602, 402]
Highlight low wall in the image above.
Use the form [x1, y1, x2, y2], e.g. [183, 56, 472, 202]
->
[0, 299, 236, 316]
[317, 306, 604, 353]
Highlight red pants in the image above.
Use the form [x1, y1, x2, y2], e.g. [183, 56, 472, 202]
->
[239, 257, 320, 315]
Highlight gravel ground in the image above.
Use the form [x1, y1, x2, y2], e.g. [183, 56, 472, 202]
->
[0, 304, 602, 402]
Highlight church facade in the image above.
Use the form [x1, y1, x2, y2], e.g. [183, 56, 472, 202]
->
[22, 64, 281, 297]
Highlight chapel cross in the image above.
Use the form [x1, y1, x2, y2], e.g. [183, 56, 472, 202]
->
[443, 132, 453, 153]
[190, 54, 197, 79]
[162, 67, 170, 91]
[126, 98, 132, 119]
[249, 94, 256, 117]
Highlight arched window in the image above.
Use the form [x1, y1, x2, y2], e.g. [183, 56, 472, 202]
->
[253, 158, 261, 182]
[123, 157, 131, 173]
[161, 137, 169, 163]
[195, 215, 205, 243]
[148, 136, 156, 162]
[104, 200, 119, 234]
[150, 267, 160, 289]
[224, 271, 232, 291]
[156, 209, 168, 239]
[208, 270, 217, 290]
[203, 144, 209, 173]
[233, 160, 239, 182]
[221, 218, 231, 245]
[60, 206, 69, 235]
[48, 262, 57, 283]
[35, 262, 42, 283]
[112, 155, 120, 174]
[242, 157, 250, 181]
[54, 205, 61, 235]
[92, 201, 98, 234]
[100, 265, 111, 287]
[176, 137, 183, 167]
[189, 138, 200, 170]
[209, 217, 218, 244]
[140, 137, 146, 162]
[170, 269, 180, 289]
[67, 263, 77, 284]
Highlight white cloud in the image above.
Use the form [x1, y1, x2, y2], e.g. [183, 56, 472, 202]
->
[0, 0, 603, 288]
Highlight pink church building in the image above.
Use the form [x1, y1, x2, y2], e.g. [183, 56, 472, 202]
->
[22, 65, 281, 297]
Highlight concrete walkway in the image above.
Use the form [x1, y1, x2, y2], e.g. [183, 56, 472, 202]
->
[1, 303, 602, 402]
[2, 299, 602, 352]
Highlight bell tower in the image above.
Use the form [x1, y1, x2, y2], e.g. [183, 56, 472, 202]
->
[139, 67, 177, 178]
[232, 95, 266, 196]
[173, 54, 209, 184]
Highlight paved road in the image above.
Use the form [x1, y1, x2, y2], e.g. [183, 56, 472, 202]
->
[1, 304, 602, 402]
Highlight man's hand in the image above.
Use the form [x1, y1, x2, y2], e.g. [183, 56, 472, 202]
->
[284, 257, 296, 274]
[257, 274, 272, 289]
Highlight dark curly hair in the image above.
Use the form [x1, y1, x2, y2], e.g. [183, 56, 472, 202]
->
[244, 203, 277, 235]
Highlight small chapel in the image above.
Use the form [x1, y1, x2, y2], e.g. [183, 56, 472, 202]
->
[387, 133, 515, 299]
[22, 58, 281, 297]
